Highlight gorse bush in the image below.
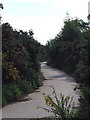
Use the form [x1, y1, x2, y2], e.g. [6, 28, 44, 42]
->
[2, 23, 43, 106]
[37, 87, 75, 120]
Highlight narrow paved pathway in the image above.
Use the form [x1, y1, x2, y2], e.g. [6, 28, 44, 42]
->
[2, 62, 80, 119]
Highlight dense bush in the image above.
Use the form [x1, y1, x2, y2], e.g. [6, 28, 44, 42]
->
[2, 23, 43, 106]
[46, 18, 90, 118]
[39, 45, 47, 62]
[46, 18, 89, 84]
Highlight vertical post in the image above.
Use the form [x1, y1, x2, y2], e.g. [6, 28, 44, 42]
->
[88, 1, 90, 27]
[0, 3, 3, 119]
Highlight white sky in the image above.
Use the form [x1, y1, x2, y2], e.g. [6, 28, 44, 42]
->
[1, 0, 90, 45]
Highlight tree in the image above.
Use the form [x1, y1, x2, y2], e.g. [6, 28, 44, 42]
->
[46, 17, 89, 118]
[0, 3, 4, 9]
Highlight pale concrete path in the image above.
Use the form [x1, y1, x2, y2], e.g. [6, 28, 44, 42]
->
[2, 62, 80, 119]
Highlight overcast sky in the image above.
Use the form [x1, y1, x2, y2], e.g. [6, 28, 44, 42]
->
[1, 0, 89, 45]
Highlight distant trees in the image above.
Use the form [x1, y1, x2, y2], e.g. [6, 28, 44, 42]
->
[0, 3, 3, 9]
[39, 45, 47, 62]
[2, 23, 43, 106]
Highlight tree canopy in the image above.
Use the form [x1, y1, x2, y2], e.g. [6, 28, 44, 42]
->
[46, 18, 90, 118]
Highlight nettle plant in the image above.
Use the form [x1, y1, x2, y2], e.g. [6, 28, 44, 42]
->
[37, 87, 75, 120]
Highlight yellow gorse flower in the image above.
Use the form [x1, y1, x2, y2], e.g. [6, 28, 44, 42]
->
[53, 103, 56, 106]
[45, 103, 47, 105]
[48, 99, 52, 103]
[13, 76, 15, 80]
[47, 110, 49, 112]
[14, 67, 16, 70]
[67, 94, 70, 99]
[37, 106, 39, 109]
[42, 92, 45, 96]
[56, 100, 59, 103]
[45, 97, 47, 100]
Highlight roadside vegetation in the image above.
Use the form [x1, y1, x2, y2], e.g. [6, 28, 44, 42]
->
[2, 23, 44, 106]
[2, 16, 90, 119]
[45, 17, 90, 119]
[38, 87, 75, 120]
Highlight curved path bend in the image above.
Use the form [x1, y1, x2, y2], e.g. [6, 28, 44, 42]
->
[2, 62, 80, 119]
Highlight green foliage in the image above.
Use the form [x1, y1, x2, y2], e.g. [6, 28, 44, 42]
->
[2, 23, 43, 106]
[74, 85, 90, 118]
[2, 81, 35, 107]
[39, 45, 47, 62]
[0, 3, 4, 9]
[46, 17, 89, 118]
[46, 18, 89, 84]
[2, 84, 22, 106]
